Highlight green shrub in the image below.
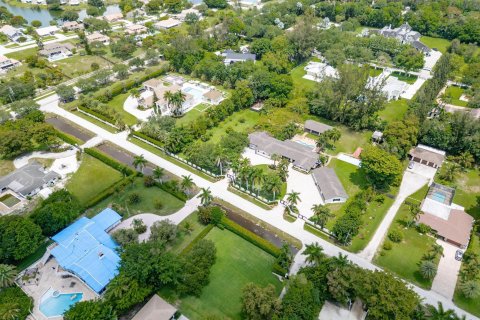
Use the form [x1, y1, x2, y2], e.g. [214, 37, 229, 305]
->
[143, 175, 155, 187]
[84, 148, 135, 176]
[78, 105, 117, 125]
[388, 229, 403, 243]
[272, 263, 288, 276]
[131, 131, 164, 148]
[154, 200, 163, 210]
[132, 218, 147, 234]
[416, 223, 431, 234]
[221, 217, 281, 258]
[55, 129, 81, 145]
[128, 192, 141, 204]
[383, 241, 393, 250]
[83, 176, 134, 209]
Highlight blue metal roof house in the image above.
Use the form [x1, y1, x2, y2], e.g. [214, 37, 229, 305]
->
[50, 208, 122, 294]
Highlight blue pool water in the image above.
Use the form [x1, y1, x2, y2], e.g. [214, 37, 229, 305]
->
[39, 292, 83, 317]
[431, 191, 446, 203]
[182, 86, 206, 101]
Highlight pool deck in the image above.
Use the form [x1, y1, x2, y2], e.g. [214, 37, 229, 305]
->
[20, 258, 96, 320]
[0, 190, 25, 215]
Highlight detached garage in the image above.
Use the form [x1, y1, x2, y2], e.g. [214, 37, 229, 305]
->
[409, 144, 446, 169]
[312, 167, 348, 204]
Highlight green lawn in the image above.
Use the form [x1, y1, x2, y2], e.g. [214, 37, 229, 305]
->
[179, 228, 282, 319]
[452, 169, 480, 219]
[453, 233, 480, 317]
[369, 67, 383, 77]
[378, 99, 409, 123]
[328, 159, 366, 197]
[85, 177, 185, 218]
[390, 72, 418, 85]
[106, 92, 138, 126]
[444, 86, 468, 107]
[206, 109, 260, 143]
[66, 154, 123, 205]
[54, 55, 112, 78]
[5, 47, 38, 61]
[169, 212, 208, 253]
[420, 36, 451, 54]
[0, 160, 14, 177]
[374, 184, 439, 289]
[176, 104, 209, 127]
[290, 61, 317, 96]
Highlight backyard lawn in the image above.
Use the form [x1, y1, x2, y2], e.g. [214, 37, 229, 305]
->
[54, 55, 112, 78]
[290, 61, 317, 96]
[106, 92, 138, 126]
[420, 36, 451, 53]
[66, 154, 123, 204]
[176, 104, 210, 127]
[328, 159, 366, 197]
[451, 169, 480, 219]
[444, 86, 468, 107]
[169, 212, 208, 253]
[453, 233, 480, 317]
[390, 72, 418, 85]
[378, 99, 409, 123]
[180, 228, 282, 319]
[206, 109, 260, 143]
[85, 177, 185, 218]
[374, 184, 439, 289]
[369, 66, 383, 77]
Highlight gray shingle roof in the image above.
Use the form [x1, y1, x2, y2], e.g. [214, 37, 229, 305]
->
[0, 162, 60, 197]
[248, 132, 318, 171]
[312, 167, 348, 201]
[304, 120, 333, 134]
[409, 145, 445, 167]
[223, 50, 256, 61]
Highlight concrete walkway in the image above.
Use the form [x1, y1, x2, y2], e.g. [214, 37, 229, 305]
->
[432, 240, 462, 300]
[358, 171, 430, 261]
[123, 95, 153, 122]
[38, 94, 479, 320]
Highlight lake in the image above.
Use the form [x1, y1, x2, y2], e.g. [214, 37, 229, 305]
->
[0, 0, 121, 26]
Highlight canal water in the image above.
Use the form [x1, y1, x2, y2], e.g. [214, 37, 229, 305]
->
[0, 0, 120, 26]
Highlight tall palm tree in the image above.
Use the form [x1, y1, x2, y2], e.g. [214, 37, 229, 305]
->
[310, 204, 334, 229]
[408, 203, 421, 228]
[303, 242, 325, 265]
[253, 170, 265, 196]
[153, 166, 164, 182]
[170, 91, 186, 116]
[271, 153, 281, 167]
[163, 91, 174, 114]
[425, 302, 457, 319]
[0, 264, 17, 288]
[198, 187, 213, 206]
[181, 175, 194, 195]
[286, 191, 301, 206]
[420, 260, 437, 280]
[331, 253, 350, 270]
[132, 154, 147, 173]
[215, 152, 228, 176]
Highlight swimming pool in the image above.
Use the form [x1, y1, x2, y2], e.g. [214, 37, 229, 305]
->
[182, 85, 206, 102]
[39, 290, 83, 318]
[431, 191, 447, 203]
[294, 140, 316, 149]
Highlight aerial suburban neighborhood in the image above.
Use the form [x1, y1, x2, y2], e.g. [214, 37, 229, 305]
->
[0, 0, 479, 319]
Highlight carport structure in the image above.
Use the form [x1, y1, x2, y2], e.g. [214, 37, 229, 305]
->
[409, 144, 446, 168]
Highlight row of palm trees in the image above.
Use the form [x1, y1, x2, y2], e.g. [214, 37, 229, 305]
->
[162, 91, 186, 117]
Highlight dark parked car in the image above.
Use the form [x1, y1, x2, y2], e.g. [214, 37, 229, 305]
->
[455, 250, 464, 261]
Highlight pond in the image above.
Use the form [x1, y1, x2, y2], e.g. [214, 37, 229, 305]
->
[0, 0, 120, 26]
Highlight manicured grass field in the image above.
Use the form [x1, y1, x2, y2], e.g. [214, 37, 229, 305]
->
[374, 184, 439, 289]
[106, 92, 138, 126]
[86, 177, 185, 217]
[453, 233, 480, 317]
[5, 47, 38, 61]
[180, 228, 282, 319]
[420, 36, 451, 54]
[290, 61, 317, 96]
[452, 169, 480, 219]
[55, 55, 112, 78]
[369, 67, 383, 77]
[66, 154, 123, 204]
[176, 105, 209, 127]
[206, 109, 260, 143]
[328, 159, 366, 197]
[378, 99, 409, 122]
[390, 72, 418, 85]
[444, 86, 468, 107]
[0, 160, 14, 177]
[169, 212, 208, 253]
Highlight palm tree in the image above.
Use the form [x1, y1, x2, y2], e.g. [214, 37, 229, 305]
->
[303, 242, 325, 265]
[198, 187, 213, 206]
[132, 154, 147, 173]
[215, 152, 228, 176]
[425, 302, 457, 319]
[181, 175, 194, 195]
[430, 243, 444, 258]
[420, 260, 437, 280]
[286, 191, 301, 213]
[170, 91, 186, 116]
[253, 170, 265, 196]
[460, 280, 480, 299]
[0, 264, 17, 288]
[310, 204, 334, 229]
[163, 91, 174, 114]
[153, 166, 164, 183]
[0, 303, 20, 319]
[271, 153, 281, 167]
[331, 253, 350, 270]
[408, 203, 421, 228]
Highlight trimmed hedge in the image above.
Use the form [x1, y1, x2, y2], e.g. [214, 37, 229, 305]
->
[84, 148, 135, 176]
[272, 263, 288, 276]
[83, 175, 135, 209]
[180, 224, 214, 255]
[55, 129, 82, 146]
[156, 181, 188, 202]
[77, 105, 117, 126]
[220, 217, 281, 258]
[131, 131, 164, 148]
